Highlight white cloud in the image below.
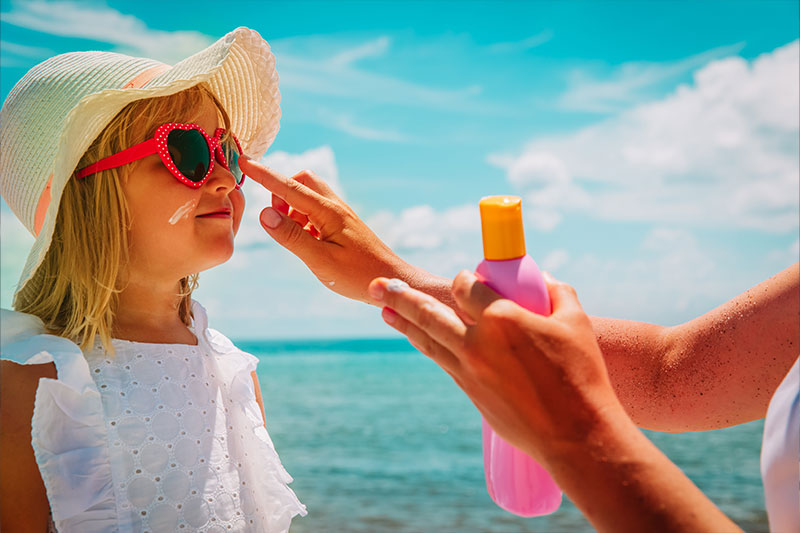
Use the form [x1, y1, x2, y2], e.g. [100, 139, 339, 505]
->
[262, 145, 343, 197]
[540, 249, 569, 274]
[564, 227, 722, 321]
[329, 36, 391, 67]
[367, 203, 481, 277]
[489, 40, 800, 234]
[559, 42, 746, 113]
[766, 238, 800, 267]
[271, 33, 499, 117]
[316, 110, 411, 142]
[0, 40, 54, 59]
[487, 30, 553, 54]
[1, 0, 214, 64]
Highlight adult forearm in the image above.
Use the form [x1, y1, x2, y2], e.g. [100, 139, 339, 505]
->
[544, 410, 741, 533]
[592, 263, 799, 432]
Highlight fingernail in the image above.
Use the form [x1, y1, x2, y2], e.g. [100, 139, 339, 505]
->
[386, 279, 409, 293]
[261, 207, 281, 229]
[542, 271, 555, 283]
[369, 282, 385, 301]
[382, 307, 397, 324]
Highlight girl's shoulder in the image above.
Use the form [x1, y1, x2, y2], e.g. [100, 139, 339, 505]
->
[0, 359, 55, 531]
[0, 359, 56, 433]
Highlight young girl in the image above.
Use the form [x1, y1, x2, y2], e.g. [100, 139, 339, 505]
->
[0, 28, 306, 532]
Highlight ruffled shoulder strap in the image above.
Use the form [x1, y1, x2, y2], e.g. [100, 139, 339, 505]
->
[1, 308, 95, 394]
[1, 309, 117, 531]
[191, 301, 307, 526]
[190, 299, 210, 334]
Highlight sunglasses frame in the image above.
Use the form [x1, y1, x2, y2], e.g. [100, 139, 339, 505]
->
[75, 122, 246, 189]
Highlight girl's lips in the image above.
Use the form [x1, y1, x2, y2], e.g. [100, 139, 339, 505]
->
[197, 208, 232, 218]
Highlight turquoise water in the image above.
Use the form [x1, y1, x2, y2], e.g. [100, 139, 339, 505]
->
[242, 339, 769, 532]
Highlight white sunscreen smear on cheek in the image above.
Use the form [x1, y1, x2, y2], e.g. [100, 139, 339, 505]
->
[168, 199, 198, 225]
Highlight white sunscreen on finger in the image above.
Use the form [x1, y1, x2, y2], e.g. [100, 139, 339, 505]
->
[385, 279, 408, 293]
[168, 200, 197, 225]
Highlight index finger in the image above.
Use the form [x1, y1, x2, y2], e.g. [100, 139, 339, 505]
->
[239, 156, 330, 218]
[370, 277, 468, 356]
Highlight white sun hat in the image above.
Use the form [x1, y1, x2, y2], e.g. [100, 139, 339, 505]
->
[0, 26, 280, 301]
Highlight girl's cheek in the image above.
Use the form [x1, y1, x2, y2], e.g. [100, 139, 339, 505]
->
[231, 189, 245, 233]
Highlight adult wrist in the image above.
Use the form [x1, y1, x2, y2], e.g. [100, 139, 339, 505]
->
[541, 399, 639, 476]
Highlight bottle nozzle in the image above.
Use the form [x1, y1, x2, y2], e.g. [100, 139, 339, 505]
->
[479, 196, 526, 260]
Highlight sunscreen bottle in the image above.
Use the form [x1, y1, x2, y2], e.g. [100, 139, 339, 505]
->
[476, 195, 562, 516]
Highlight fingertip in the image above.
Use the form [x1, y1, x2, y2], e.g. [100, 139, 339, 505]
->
[381, 307, 398, 325]
[238, 153, 254, 170]
[260, 207, 282, 229]
[368, 277, 390, 302]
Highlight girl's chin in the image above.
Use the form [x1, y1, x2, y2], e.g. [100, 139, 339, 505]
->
[190, 244, 235, 274]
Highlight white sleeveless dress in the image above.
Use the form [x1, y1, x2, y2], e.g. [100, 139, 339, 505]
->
[1, 302, 306, 532]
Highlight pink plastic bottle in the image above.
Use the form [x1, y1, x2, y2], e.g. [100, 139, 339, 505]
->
[476, 195, 562, 516]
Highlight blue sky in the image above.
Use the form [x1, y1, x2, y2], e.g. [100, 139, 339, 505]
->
[1, 0, 798, 339]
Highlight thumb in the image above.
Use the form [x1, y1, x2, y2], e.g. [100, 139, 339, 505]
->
[259, 206, 319, 260]
[542, 271, 585, 318]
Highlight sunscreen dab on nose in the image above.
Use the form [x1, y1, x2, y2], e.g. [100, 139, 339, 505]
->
[476, 195, 562, 517]
[168, 199, 197, 225]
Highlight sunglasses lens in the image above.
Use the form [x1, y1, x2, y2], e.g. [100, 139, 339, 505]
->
[167, 129, 210, 183]
[222, 139, 244, 185]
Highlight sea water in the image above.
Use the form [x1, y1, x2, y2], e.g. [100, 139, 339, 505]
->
[240, 338, 769, 532]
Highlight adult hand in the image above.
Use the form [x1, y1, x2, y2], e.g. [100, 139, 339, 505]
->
[368, 272, 740, 533]
[368, 270, 625, 463]
[239, 156, 419, 304]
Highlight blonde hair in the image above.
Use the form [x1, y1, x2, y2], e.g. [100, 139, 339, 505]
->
[14, 83, 232, 353]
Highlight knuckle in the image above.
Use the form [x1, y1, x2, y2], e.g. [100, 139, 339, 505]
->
[327, 202, 348, 221]
[451, 274, 471, 302]
[286, 177, 303, 192]
[481, 299, 517, 325]
[282, 220, 306, 249]
[294, 169, 315, 181]
[415, 300, 440, 331]
[562, 282, 578, 299]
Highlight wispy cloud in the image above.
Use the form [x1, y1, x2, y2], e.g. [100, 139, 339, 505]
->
[276, 52, 493, 114]
[329, 36, 391, 67]
[559, 42, 747, 113]
[316, 110, 411, 142]
[1, 0, 214, 64]
[0, 40, 54, 59]
[488, 30, 553, 54]
[490, 40, 799, 233]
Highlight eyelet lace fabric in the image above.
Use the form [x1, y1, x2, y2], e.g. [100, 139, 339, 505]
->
[22, 302, 306, 532]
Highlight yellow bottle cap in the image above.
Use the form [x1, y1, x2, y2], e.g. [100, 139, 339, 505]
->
[479, 196, 526, 260]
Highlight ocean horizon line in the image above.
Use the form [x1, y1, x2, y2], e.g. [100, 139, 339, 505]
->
[234, 336, 417, 354]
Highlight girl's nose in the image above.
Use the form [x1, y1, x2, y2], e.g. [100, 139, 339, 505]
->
[206, 162, 237, 192]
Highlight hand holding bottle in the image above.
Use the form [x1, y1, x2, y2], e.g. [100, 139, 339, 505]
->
[368, 269, 625, 470]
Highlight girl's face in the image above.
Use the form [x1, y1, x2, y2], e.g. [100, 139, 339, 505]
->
[122, 98, 245, 282]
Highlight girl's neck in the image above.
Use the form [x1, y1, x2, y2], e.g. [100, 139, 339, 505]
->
[113, 277, 197, 345]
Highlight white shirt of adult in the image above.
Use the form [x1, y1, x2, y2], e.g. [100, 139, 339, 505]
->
[761, 355, 799, 532]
